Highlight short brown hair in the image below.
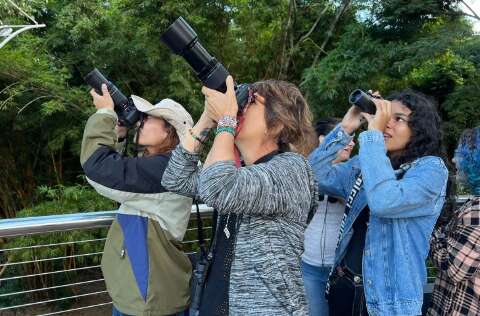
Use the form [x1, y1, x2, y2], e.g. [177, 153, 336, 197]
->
[157, 120, 179, 154]
[252, 80, 317, 157]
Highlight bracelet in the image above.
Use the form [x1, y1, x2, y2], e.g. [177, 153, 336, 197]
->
[189, 129, 205, 144]
[215, 126, 236, 137]
[218, 115, 237, 129]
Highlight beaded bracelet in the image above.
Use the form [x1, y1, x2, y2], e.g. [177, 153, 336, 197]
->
[218, 115, 238, 129]
[189, 128, 205, 144]
[215, 126, 236, 137]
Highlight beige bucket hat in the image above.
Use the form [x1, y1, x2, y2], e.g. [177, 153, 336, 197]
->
[131, 95, 193, 140]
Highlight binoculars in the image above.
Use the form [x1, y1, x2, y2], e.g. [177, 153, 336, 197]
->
[349, 89, 381, 115]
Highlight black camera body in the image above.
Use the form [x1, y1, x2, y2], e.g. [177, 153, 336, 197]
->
[349, 89, 378, 115]
[161, 17, 250, 113]
[84, 69, 141, 126]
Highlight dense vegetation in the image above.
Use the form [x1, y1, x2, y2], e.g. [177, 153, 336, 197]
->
[0, 0, 479, 218]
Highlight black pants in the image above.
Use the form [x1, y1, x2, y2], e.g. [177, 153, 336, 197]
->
[328, 267, 369, 316]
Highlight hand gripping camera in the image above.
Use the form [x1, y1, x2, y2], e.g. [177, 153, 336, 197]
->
[84, 69, 141, 126]
[161, 17, 250, 113]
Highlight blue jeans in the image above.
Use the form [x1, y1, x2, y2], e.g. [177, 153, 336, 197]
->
[301, 260, 331, 316]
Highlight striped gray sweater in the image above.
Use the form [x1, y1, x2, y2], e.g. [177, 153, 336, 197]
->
[162, 145, 318, 315]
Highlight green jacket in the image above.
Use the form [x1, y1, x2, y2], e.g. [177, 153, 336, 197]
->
[81, 109, 192, 315]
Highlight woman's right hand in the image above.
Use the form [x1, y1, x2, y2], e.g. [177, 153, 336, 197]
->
[341, 106, 364, 134]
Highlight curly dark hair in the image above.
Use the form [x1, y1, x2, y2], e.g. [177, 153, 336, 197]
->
[386, 90, 444, 169]
[386, 90, 457, 227]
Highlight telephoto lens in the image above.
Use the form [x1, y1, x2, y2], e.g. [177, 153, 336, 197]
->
[161, 17, 250, 114]
[349, 89, 377, 115]
[84, 69, 141, 126]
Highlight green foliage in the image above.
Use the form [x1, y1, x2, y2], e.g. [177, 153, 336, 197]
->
[301, 12, 480, 155]
[0, 0, 478, 219]
[365, 0, 463, 40]
[0, 1, 478, 309]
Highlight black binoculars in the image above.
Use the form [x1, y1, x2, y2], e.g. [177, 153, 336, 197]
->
[349, 89, 381, 115]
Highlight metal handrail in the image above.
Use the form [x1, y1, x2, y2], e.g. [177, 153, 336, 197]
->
[456, 195, 473, 204]
[0, 204, 214, 238]
[0, 204, 213, 315]
[0, 196, 471, 238]
[1, 198, 467, 314]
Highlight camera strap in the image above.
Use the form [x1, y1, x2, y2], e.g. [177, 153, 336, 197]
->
[190, 200, 208, 314]
[325, 165, 410, 297]
[325, 173, 363, 296]
[121, 128, 130, 156]
[132, 115, 145, 157]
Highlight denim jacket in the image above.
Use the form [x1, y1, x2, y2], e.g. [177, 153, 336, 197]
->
[309, 124, 448, 316]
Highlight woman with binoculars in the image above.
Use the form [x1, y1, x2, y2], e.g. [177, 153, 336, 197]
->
[162, 76, 318, 315]
[309, 90, 448, 315]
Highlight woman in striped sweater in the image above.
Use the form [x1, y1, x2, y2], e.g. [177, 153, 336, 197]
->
[162, 76, 318, 315]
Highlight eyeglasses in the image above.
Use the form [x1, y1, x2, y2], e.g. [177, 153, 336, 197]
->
[247, 87, 256, 105]
[239, 87, 256, 115]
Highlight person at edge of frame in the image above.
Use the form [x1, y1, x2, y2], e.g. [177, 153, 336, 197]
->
[427, 127, 480, 316]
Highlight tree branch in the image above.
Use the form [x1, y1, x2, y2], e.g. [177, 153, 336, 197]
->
[278, 0, 297, 79]
[278, 2, 331, 79]
[460, 0, 480, 21]
[17, 95, 50, 115]
[311, 0, 352, 67]
[298, 4, 330, 43]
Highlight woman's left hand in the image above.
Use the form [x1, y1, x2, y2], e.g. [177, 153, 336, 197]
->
[361, 97, 392, 132]
[202, 75, 238, 122]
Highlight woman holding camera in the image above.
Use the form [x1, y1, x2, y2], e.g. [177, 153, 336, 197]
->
[309, 90, 448, 315]
[162, 76, 318, 315]
[427, 127, 480, 316]
[81, 84, 194, 316]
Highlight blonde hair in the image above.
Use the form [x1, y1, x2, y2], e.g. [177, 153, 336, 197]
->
[252, 80, 317, 157]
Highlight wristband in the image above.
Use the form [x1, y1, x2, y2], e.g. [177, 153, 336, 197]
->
[215, 126, 236, 137]
[189, 129, 206, 144]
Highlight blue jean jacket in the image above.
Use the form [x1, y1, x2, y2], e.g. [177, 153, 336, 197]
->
[309, 124, 448, 316]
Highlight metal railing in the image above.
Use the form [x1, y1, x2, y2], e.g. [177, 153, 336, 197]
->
[0, 196, 473, 315]
[0, 205, 213, 316]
